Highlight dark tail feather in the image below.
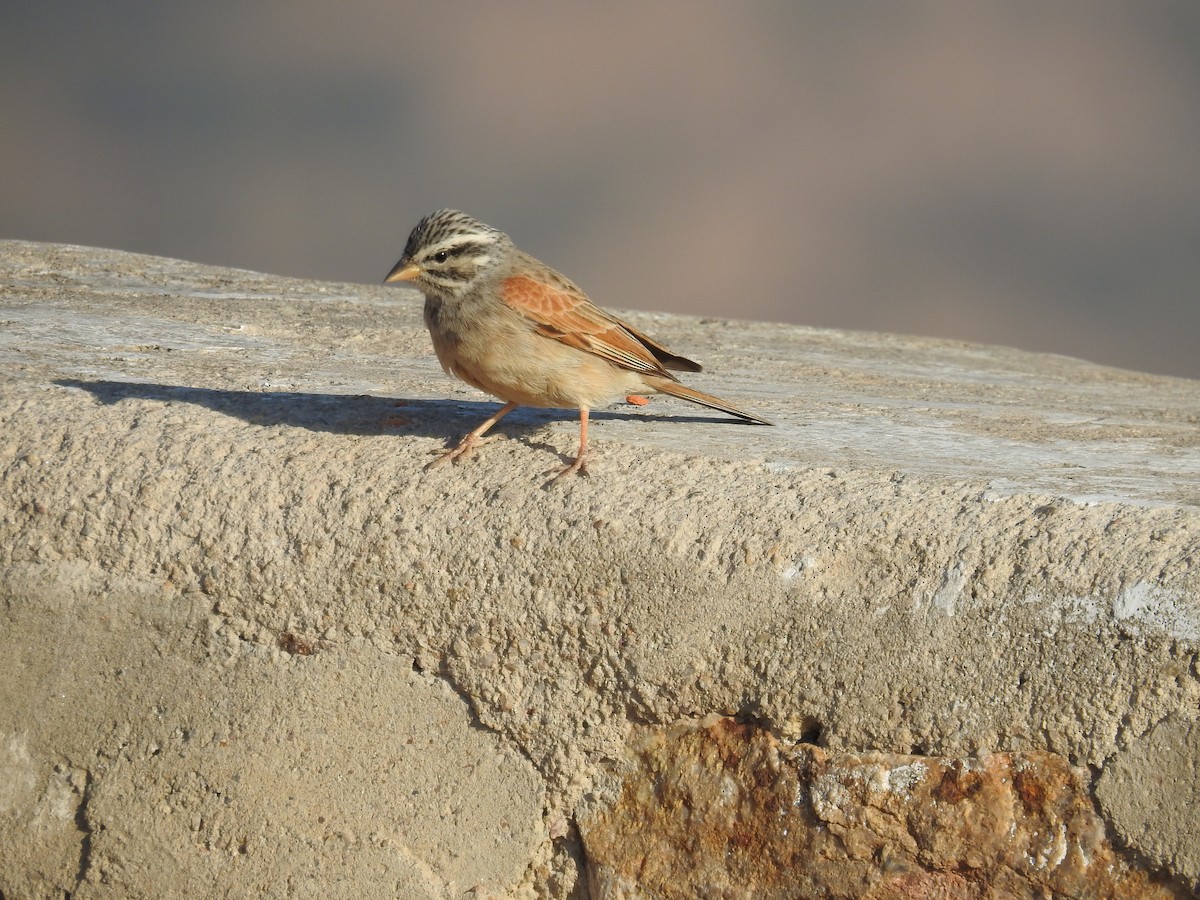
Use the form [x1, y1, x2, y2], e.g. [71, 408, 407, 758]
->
[649, 378, 773, 425]
[620, 322, 704, 372]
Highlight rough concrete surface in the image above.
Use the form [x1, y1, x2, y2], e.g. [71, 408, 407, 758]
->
[1097, 716, 1200, 887]
[0, 240, 1198, 896]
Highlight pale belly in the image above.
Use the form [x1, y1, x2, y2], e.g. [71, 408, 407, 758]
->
[437, 329, 645, 409]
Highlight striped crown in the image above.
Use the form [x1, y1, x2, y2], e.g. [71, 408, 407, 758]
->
[396, 209, 510, 299]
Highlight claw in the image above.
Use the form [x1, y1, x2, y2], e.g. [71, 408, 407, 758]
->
[425, 402, 518, 471]
[549, 455, 589, 483]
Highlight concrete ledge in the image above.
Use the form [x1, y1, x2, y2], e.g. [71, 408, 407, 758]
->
[1, 241, 1198, 895]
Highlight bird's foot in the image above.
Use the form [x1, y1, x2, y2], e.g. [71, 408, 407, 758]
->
[548, 455, 589, 483]
[426, 433, 500, 470]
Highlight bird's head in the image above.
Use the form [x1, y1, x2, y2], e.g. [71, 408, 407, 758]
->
[384, 209, 509, 301]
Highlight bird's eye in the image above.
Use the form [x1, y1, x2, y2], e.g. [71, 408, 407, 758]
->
[432, 250, 450, 264]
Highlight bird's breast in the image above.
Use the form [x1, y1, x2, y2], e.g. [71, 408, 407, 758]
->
[422, 292, 645, 409]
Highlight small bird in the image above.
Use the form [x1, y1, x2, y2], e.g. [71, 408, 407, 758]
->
[384, 209, 771, 478]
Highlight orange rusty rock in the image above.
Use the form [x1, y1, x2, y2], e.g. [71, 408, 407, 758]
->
[581, 717, 1181, 899]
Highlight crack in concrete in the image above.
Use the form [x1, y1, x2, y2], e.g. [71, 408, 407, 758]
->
[72, 768, 94, 888]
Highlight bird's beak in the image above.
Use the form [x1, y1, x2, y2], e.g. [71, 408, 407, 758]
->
[384, 260, 421, 283]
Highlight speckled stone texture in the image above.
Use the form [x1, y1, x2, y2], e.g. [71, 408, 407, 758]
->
[582, 717, 1180, 898]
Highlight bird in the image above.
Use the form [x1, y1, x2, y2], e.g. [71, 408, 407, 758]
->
[384, 209, 772, 478]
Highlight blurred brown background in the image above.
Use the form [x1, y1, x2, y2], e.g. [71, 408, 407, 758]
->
[3, 1, 1198, 379]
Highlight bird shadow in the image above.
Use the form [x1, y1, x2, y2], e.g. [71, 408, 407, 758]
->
[53, 378, 744, 442]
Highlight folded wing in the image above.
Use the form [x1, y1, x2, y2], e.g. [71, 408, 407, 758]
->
[502, 270, 701, 381]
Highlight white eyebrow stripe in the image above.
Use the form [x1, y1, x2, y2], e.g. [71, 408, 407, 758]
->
[424, 233, 499, 257]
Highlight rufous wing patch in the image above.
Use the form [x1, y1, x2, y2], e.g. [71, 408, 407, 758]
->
[501, 274, 674, 379]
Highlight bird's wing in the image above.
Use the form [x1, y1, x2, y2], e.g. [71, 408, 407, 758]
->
[502, 271, 685, 380]
[616, 321, 702, 373]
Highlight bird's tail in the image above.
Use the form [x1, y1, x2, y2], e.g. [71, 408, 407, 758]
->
[646, 377, 773, 425]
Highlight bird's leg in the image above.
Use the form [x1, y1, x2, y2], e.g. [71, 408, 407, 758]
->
[552, 407, 590, 481]
[429, 401, 519, 469]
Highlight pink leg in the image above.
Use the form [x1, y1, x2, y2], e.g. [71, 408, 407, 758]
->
[429, 401, 519, 469]
[552, 407, 590, 480]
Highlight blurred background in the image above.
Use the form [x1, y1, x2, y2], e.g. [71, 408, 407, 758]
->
[3, 1, 1198, 379]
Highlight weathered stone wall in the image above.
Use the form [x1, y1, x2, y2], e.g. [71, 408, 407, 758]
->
[1, 241, 1197, 896]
